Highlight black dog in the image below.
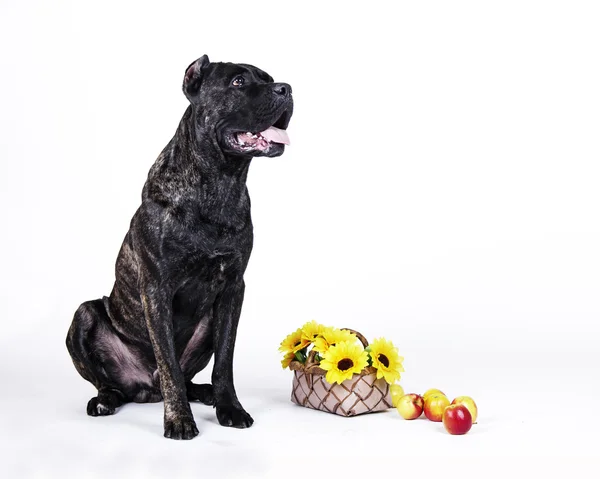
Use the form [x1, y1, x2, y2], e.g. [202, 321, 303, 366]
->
[66, 55, 293, 440]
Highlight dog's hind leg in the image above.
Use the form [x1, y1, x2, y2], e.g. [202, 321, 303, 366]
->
[184, 355, 215, 405]
[186, 382, 214, 405]
[181, 314, 215, 406]
[66, 298, 154, 416]
[86, 388, 125, 416]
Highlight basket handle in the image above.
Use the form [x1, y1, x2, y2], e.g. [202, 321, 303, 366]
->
[305, 349, 320, 368]
[341, 328, 369, 348]
[304, 328, 369, 369]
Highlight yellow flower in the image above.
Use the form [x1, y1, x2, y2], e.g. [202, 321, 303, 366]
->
[281, 352, 295, 369]
[313, 327, 358, 353]
[368, 337, 404, 384]
[319, 340, 369, 384]
[279, 328, 310, 355]
[301, 320, 326, 343]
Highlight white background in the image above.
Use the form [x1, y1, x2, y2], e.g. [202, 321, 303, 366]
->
[1, 0, 599, 477]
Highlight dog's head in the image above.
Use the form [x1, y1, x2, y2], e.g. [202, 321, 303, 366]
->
[183, 55, 293, 158]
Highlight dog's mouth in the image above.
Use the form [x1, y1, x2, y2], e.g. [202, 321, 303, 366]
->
[234, 126, 290, 151]
[227, 108, 292, 155]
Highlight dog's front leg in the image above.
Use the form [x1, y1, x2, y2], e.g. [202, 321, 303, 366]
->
[141, 287, 199, 440]
[212, 280, 254, 428]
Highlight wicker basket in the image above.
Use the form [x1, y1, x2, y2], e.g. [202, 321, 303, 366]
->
[289, 329, 393, 417]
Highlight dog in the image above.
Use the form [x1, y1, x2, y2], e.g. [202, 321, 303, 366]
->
[66, 55, 293, 439]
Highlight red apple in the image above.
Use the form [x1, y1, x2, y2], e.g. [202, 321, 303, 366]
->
[451, 396, 478, 424]
[423, 393, 450, 422]
[443, 404, 473, 435]
[396, 393, 424, 420]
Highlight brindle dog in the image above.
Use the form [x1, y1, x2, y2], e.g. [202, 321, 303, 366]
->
[66, 55, 293, 439]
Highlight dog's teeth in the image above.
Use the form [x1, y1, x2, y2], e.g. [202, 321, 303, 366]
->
[246, 132, 252, 136]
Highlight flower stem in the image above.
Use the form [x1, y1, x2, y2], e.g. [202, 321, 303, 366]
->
[294, 351, 306, 363]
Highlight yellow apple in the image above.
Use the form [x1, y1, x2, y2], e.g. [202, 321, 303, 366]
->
[390, 384, 405, 407]
[424, 393, 450, 422]
[423, 388, 446, 401]
[396, 394, 424, 420]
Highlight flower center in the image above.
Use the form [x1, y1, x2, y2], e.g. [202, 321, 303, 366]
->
[294, 341, 302, 347]
[337, 358, 354, 371]
[378, 354, 390, 368]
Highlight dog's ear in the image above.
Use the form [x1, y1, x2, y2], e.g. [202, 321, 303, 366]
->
[183, 55, 210, 100]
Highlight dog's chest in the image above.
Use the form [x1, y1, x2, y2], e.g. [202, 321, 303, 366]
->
[173, 249, 241, 309]
[189, 249, 237, 282]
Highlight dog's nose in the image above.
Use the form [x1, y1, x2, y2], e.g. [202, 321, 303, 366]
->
[273, 83, 292, 97]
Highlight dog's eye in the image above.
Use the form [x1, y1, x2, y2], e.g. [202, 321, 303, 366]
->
[232, 76, 245, 87]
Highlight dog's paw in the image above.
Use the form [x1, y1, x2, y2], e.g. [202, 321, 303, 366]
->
[87, 396, 116, 417]
[216, 404, 254, 429]
[164, 415, 199, 440]
[187, 383, 215, 406]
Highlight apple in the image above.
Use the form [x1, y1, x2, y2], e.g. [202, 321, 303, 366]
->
[451, 396, 478, 424]
[423, 393, 450, 422]
[423, 388, 446, 401]
[390, 384, 405, 407]
[443, 404, 473, 435]
[396, 394, 424, 420]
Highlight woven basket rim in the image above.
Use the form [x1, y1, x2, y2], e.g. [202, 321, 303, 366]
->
[288, 360, 378, 377]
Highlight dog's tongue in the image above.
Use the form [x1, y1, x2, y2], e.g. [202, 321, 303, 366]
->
[261, 126, 290, 145]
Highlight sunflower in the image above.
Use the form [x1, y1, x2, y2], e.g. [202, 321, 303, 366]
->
[281, 352, 296, 369]
[301, 320, 326, 343]
[368, 337, 404, 384]
[319, 340, 369, 384]
[279, 328, 311, 355]
[313, 327, 358, 354]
